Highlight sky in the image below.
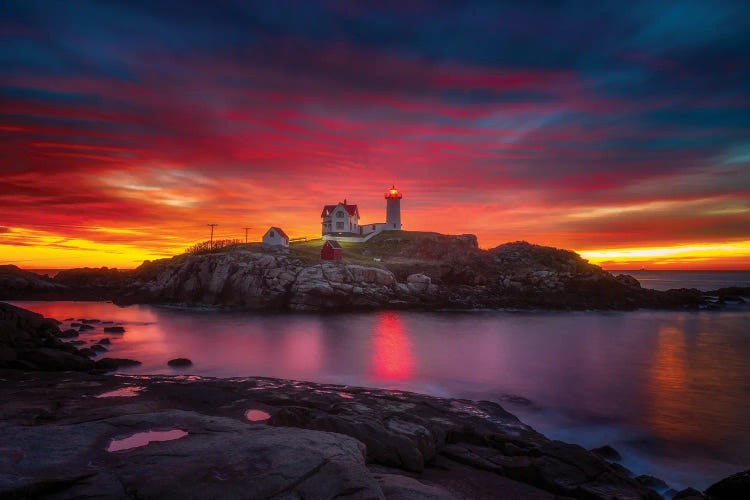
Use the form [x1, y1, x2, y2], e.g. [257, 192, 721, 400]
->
[1, 0, 749, 270]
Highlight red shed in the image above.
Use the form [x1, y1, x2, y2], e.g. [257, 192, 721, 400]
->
[321, 240, 343, 260]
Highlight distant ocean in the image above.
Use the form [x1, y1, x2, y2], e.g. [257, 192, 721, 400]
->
[609, 270, 750, 291]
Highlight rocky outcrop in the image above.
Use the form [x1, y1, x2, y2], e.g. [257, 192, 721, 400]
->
[289, 263, 398, 310]
[0, 265, 68, 300]
[0, 370, 666, 499]
[107, 245, 740, 311]
[706, 468, 750, 499]
[0, 302, 94, 371]
[115, 252, 445, 311]
[117, 252, 300, 308]
[5, 235, 748, 311]
[0, 409, 385, 499]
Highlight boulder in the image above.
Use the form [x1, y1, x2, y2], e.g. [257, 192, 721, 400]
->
[167, 358, 193, 367]
[17, 347, 94, 371]
[407, 273, 432, 293]
[56, 329, 79, 338]
[94, 358, 142, 371]
[103, 326, 125, 334]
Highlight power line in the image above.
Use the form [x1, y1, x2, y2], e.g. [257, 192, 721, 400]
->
[242, 227, 252, 244]
[207, 224, 218, 250]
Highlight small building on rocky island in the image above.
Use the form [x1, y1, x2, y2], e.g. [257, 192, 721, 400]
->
[262, 227, 289, 248]
[321, 240, 343, 260]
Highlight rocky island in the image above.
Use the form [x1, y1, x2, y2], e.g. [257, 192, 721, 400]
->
[3, 301, 745, 499]
[1, 232, 746, 311]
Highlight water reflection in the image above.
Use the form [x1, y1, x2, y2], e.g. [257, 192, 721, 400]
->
[10, 301, 750, 489]
[245, 409, 270, 422]
[95, 386, 144, 398]
[647, 326, 690, 442]
[107, 429, 187, 452]
[370, 312, 414, 382]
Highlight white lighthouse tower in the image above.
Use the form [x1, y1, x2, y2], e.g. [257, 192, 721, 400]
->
[385, 185, 402, 230]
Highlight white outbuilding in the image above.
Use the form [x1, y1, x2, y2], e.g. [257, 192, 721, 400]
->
[262, 226, 289, 248]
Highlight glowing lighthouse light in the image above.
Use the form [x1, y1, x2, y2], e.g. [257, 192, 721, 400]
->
[385, 185, 402, 229]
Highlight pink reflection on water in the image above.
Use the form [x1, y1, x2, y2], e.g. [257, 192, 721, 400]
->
[106, 429, 187, 452]
[371, 312, 414, 381]
[95, 386, 144, 398]
[245, 409, 270, 422]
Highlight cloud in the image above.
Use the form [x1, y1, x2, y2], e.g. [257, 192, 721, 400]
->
[1, 1, 749, 268]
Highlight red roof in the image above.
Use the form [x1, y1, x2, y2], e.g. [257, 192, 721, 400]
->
[321, 203, 359, 218]
[324, 240, 342, 249]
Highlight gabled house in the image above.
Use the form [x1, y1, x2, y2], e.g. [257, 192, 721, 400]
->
[321, 240, 343, 260]
[321, 200, 359, 236]
[320, 186, 403, 242]
[262, 226, 289, 248]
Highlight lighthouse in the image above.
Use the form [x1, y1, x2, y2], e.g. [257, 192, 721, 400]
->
[385, 185, 402, 230]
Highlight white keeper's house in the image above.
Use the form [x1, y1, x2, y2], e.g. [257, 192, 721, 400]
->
[262, 226, 289, 247]
[321, 186, 403, 242]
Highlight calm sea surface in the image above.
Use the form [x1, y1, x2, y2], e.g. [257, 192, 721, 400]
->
[10, 275, 750, 491]
[611, 270, 750, 291]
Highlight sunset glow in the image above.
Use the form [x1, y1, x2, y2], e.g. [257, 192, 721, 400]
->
[2, 2, 749, 270]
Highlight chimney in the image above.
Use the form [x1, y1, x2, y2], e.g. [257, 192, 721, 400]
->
[344, 198, 347, 205]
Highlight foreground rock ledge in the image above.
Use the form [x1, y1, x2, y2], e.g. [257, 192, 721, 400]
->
[0, 370, 665, 500]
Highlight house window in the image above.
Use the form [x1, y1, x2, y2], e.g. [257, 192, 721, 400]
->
[270, 231, 275, 237]
[337, 211, 345, 218]
[336, 222, 344, 229]
[372, 225, 376, 230]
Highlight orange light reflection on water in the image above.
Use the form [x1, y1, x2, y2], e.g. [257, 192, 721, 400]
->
[371, 311, 414, 381]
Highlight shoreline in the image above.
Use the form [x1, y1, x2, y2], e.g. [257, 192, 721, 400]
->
[0, 369, 670, 499]
[2, 301, 747, 498]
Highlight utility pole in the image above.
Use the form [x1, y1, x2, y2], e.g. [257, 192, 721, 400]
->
[207, 223, 218, 250]
[242, 227, 252, 244]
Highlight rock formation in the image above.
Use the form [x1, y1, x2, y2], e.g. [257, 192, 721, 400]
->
[2, 233, 747, 311]
[0, 302, 93, 371]
[0, 370, 666, 499]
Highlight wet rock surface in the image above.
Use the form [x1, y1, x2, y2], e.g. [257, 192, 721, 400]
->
[0, 370, 667, 499]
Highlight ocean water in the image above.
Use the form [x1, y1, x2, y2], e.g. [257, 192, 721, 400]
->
[611, 270, 750, 291]
[11, 295, 750, 492]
